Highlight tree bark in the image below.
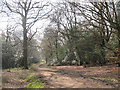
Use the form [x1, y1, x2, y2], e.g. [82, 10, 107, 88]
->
[23, 29, 28, 69]
[23, 13, 28, 69]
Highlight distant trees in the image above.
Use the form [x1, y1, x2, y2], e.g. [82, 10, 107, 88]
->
[40, 1, 120, 66]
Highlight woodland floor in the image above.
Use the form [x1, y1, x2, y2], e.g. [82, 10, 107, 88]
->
[2, 64, 119, 88]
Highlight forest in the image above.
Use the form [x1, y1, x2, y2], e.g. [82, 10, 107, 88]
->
[1, 0, 120, 89]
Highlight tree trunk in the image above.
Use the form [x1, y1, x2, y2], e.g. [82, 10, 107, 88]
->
[101, 48, 106, 64]
[23, 14, 28, 69]
[55, 38, 59, 62]
[100, 39, 106, 65]
[23, 30, 28, 69]
[45, 58, 48, 64]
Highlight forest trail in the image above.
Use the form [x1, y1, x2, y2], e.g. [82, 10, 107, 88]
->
[2, 64, 118, 88]
[31, 64, 117, 88]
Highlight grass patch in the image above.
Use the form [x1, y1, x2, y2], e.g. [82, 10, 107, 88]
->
[27, 80, 45, 88]
[25, 74, 45, 88]
[90, 77, 118, 83]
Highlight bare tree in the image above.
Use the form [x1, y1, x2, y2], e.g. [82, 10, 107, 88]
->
[69, 1, 120, 65]
[3, 0, 50, 69]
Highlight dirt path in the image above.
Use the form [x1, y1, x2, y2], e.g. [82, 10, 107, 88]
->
[2, 64, 118, 88]
[31, 64, 116, 88]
